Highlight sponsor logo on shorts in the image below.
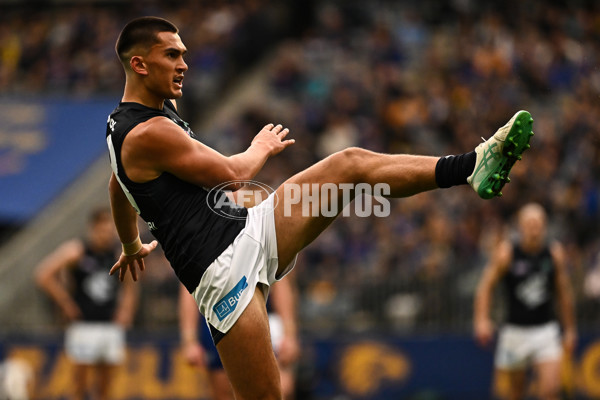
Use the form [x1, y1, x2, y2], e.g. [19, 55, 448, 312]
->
[207, 180, 391, 218]
[213, 276, 249, 321]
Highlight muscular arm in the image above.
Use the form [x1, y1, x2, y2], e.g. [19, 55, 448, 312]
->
[114, 275, 139, 328]
[122, 119, 294, 189]
[551, 241, 577, 353]
[34, 239, 84, 321]
[474, 240, 512, 347]
[109, 173, 139, 245]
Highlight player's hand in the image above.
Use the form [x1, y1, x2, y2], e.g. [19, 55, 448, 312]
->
[277, 333, 300, 366]
[474, 318, 495, 347]
[61, 300, 82, 322]
[182, 340, 206, 367]
[251, 123, 295, 156]
[109, 240, 158, 281]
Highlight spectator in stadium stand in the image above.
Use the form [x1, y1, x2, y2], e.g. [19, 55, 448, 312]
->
[474, 202, 577, 400]
[105, 16, 532, 398]
[35, 207, 138, 400]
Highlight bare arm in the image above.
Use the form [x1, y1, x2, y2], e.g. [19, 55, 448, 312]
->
[34, 239, 84, 321]
[179, 284, 199, 344]
[270, 275, 300, 366]
[551, 241, 577, 354]
[114, 275, 139, 328]
[474, 240, 512, 347]
[109, 172, 140, 244]
[178, 283, 205, 367]
[108, 173, 158, 281]
[122, 120, 294, 189]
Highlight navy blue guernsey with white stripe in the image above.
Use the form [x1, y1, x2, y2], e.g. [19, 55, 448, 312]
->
[106, 100, 248, 293]
[502, 242, 556, 326]
[73, 242, 120, 321]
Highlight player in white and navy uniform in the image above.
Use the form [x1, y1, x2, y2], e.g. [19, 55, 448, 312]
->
[35, 208, 138, 400]
[474, 203, 577, 400]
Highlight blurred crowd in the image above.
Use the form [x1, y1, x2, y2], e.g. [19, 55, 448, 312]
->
[203, 0, 600, 334]
[3, 0, 600, 334]
[0, 0, 289, 125]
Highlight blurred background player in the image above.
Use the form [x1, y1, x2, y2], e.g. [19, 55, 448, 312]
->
[179, 274, 300, 400]
[474, 202, 577, 400]
[35, 208, 139, 400]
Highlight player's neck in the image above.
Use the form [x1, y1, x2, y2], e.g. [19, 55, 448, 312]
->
[521, 237, 543, 254]
[122, 82, 165, 110]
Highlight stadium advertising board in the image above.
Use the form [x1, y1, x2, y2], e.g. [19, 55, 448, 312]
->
[1, 334, 599, 399]
[0, 99, 114, 223]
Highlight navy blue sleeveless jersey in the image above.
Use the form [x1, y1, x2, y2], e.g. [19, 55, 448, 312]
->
[72, 242, 120, 321]
[502, 242, 556, 326]
[106, 101, 248, 292]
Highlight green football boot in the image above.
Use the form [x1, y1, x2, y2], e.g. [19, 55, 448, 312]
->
[467, 110, 534, 199]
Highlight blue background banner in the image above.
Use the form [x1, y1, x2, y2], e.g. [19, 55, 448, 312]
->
[0, 99, 116, 223]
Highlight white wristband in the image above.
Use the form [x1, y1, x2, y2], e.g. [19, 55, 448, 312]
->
[122, 235, 142, 256]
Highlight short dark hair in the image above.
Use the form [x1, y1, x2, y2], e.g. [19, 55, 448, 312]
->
[115, 16, 178, 64]
[89, 207, 112, 226]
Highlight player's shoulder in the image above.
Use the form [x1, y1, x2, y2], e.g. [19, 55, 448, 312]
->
[125, 114, 190, 159]
[54, 238, 86, 265]
[132, 114, 181, 137]
[498, 239, 514, 254]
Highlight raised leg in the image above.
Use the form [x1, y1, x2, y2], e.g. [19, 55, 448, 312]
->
[274, 147, 439, 270]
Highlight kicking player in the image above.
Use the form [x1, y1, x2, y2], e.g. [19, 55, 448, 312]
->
[106, 17, 533, 399]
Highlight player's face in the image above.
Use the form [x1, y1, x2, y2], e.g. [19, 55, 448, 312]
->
[90, 218, 117, 251]
[519, 210, 546, 244]
[144, 31, 188, 99]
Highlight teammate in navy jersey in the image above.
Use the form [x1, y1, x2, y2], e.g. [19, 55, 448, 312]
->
[107, 17, 533, 399]
[474, 203, 577, 400]
[35, 208, 138, 400]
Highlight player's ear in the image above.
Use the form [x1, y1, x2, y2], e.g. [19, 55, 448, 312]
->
[130, 56, 148, 76]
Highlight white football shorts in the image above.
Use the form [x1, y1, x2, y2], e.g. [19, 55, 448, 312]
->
[65, 322, 125, 365]
[192, 193, 297, 340]
[495, 322, 562, 370]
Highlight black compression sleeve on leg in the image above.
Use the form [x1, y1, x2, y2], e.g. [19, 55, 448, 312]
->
[435, 151, 476, 188]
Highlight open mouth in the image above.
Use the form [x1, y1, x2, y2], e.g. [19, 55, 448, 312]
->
[173, 76, 184, 88]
